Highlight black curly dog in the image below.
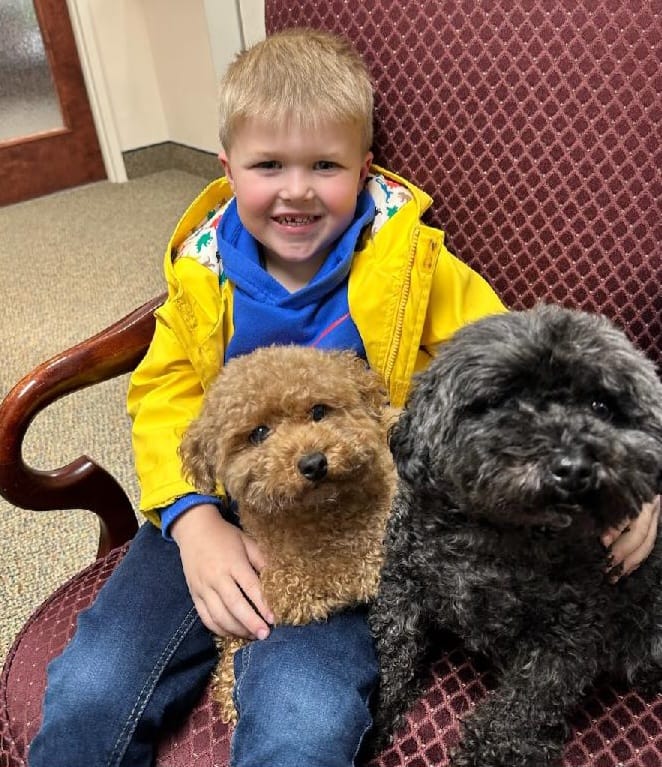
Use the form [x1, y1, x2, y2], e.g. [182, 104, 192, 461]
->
[369, 304, 662, 767]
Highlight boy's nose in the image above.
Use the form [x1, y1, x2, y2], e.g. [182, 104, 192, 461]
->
[280, 170, 314, 201]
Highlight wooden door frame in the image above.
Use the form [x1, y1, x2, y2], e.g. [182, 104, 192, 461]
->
[65, 0, 126, 182]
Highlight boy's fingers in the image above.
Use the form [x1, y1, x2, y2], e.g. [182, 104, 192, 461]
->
[607, 496, 660, 580]
[619, 498, 659, 576]
[221, 575, 272, 638]
[240, 537, 274, 624]
[601, 512, 636, 548]
[601, 522, 626, 549]
[243, 534, 268, 573]
[234, 564, 274, 629]
[602, 496, 659, 553]
[194, 594, 252, 639]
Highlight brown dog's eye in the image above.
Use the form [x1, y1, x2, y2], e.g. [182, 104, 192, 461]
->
[311, 404, 327, 422]
[249, 425, 271, 444]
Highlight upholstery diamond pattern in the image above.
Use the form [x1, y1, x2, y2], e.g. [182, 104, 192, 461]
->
[366, 650, 662, 767]
[268, 0, 661, 364]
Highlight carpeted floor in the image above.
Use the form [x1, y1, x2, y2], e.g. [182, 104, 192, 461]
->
[0, 170, 211, 663]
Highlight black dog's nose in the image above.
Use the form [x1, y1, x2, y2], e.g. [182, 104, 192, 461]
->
[298, 452, 328, 481]
[550, 451, 596, 494]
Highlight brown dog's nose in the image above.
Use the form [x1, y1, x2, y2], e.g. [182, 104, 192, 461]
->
[298, 452, 328, 481]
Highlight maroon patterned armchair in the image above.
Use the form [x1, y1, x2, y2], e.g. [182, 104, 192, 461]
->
[1, 1, 660, 765]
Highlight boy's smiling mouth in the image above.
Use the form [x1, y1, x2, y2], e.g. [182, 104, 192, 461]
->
[272, 214, 322, 227]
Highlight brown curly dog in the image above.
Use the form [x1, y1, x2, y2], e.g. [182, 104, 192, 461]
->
[179, 344, 396, 723]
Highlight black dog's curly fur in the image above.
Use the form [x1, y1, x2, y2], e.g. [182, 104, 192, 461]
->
[369, 304, 662, 767]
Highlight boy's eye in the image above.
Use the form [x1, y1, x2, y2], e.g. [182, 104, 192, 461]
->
[254, 161, 281, 170]
[311, 404, 328, 421]
[249, 425, 271, 444]
[314, 161, 338, 171]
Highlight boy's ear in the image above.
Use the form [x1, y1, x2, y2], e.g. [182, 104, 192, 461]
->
[358, 151, 373, 192]
[219, 151, 234, 189]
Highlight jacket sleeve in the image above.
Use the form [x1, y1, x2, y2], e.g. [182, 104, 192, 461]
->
[126, 300, 210, 525]
[420, 242, 507, 352]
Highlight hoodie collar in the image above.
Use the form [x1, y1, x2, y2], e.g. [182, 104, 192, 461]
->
[217, 190, 375, 308]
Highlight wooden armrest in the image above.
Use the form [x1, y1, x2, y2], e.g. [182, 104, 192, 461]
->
[0, 294, 165, 558]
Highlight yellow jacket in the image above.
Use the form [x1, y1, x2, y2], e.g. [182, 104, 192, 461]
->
[128, 165, 506, 524]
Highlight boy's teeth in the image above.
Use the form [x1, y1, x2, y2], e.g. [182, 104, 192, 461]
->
[277, 215, 314, 225]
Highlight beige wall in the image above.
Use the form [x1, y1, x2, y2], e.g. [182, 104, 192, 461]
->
[67, 0, 265, 178]
[142, 0, 226, 152]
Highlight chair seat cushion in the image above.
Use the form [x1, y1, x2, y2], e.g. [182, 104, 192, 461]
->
[0, 546, 231, 766]
[2, 547, 662, 766]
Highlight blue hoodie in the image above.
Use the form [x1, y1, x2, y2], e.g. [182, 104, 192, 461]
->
[218, 189, 375, 361]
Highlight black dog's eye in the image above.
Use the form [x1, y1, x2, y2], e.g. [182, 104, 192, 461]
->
[249, 425, 271, 444]
[311, 404, 327, 422]
[465, 399, 488, 416]
[590, 399, 612, 420]
[464, 396, 501, 417]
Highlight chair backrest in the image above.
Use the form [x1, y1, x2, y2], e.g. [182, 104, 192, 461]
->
[266, 0, 661, 366]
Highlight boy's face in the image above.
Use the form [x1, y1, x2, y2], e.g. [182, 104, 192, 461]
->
[219, 118, 373, 290]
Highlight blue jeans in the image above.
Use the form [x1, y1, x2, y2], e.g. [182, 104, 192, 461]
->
[28, 522, 378, 767]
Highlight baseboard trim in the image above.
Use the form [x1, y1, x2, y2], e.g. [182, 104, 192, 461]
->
[122, 142, 220, 181]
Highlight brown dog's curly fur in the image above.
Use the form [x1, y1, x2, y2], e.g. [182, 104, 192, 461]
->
[179, 345, 396, 723]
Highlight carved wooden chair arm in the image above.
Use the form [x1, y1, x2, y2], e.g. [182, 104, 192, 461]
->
[0, 294, 165, 558]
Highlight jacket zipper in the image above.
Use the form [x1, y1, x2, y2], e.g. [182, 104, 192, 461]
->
[384, 225, 420, 390]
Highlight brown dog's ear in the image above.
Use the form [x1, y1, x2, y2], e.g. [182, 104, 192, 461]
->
[179, 416, 219, 494]
[346, 354, 389, 418]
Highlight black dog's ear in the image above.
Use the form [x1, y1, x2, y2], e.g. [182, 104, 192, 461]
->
[389, 406, 430, 486]
[178, 416, 219, 494]
[388, 408, 411, 464]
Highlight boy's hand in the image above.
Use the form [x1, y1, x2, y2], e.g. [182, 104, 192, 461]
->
[602, 495, 660, 581]
[171, 503, 274, 639]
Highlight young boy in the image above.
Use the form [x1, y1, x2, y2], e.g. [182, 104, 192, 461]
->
[29, 28, 659, 767]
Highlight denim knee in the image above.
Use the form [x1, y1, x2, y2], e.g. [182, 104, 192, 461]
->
[28, 634, 140, 766]
[231, 609, 378, 767]
[48, 641, 127, 719]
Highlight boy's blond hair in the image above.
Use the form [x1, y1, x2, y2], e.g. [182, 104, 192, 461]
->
[219, 29, 374, 154]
